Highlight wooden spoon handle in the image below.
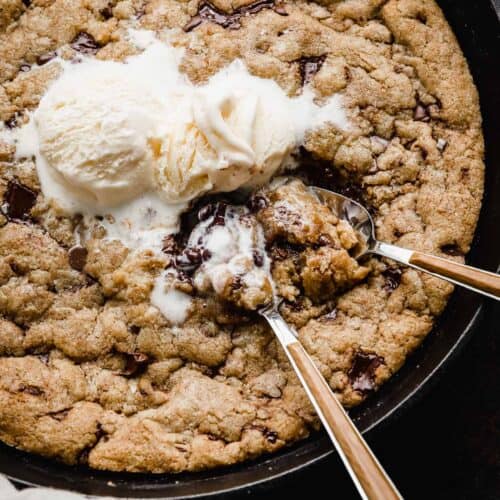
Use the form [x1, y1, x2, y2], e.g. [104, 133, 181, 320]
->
[287, 341, 401, 500]
[409, 251, 500, 298]
[376, 243, 500, 301]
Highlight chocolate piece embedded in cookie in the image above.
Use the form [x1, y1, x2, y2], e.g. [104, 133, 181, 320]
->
[2, 181, 37, 221]
[71, 32, 100, 55]
[296, 55, 326, 86]
[348, 351, 384, 394]
[184, 0, 288, 31]
[68, 245, 88, 271]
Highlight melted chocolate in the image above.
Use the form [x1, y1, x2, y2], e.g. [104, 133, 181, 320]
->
[294, 148, 367, 204]
[247, 194, 268, 212]
[36, 51, 57, 66]
[198, 203, 215, 221]
[121, 352, 149, 377]
[297, 55, 326, 86]
[253, 250, 264, 267]
[348, 351, 384, 393]
[184, 0, 288, 32]
[382, 267, 402, 292]
[71, 32, 100, 55]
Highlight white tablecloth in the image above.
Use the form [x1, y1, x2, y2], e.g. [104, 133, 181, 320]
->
[0, 475, 95, 499]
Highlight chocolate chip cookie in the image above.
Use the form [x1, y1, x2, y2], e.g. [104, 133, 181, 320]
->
[0, 0, 483, 473]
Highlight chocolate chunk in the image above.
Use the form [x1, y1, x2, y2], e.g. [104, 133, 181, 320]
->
[348, 351, 384, 393]
[129, 325, 141, 334]
[264, 429, 278, 443]
[122, 352, 149, 376]
[174, 247, 204, 272]
[185, 2, 241, 31]
[71, 32, 100, 55]
[253, 250, 264, 267]
[18, 384, 44, 396]
[321, 308, 337, 322]
[3, 181, 37, 220]
[210, 202, 227, 227]
[37, 353, 50, 364]
[19, 63, 31, 72]
[9, 262, 22, 275]
[185, 248, 203, 265]
[4, 115, 20, 129]
[240, 0, 287, 16]
[36, 51, 57, 66]
[247, 194, 268, 212]
[270, 241, 303, 261]
[183, 15, 204, 32]
[68, 245, 88, 271]
[440, 244, 463, 256]
[297, 55, 326, 86]
[198, 203, 215, 221]
[22, 0, 31, 6]
[176, 271, 193, 284]
[100, 4, 113, 19]
[184, 0, 287, 32]
[382, 267, 402, 292]
[414, 103, 430, 122]
[460, 167, 470, 181]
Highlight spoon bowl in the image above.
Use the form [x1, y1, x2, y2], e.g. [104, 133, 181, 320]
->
[312, 187, 375, 259]
[312, 186, 500, 300]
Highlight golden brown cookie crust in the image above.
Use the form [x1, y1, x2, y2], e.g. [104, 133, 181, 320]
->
[0, 0, 484, 473]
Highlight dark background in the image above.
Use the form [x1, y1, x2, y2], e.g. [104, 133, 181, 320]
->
[243, 300, 499, 499]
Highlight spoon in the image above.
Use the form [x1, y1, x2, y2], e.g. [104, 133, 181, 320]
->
[313, 186, 500, 300]
[259, 186, 499, 499]
[260, 302, 402, 500]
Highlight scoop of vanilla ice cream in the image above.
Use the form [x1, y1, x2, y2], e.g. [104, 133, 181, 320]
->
[35, 62, 163, 207]
[155, 61, 296, 203]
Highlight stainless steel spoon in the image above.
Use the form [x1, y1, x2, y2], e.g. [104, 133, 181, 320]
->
[313, 187, 500, 301]
[260, 301, 402, 500]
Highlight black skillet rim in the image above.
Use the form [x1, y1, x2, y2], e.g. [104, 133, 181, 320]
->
[1, 0, 499, 497]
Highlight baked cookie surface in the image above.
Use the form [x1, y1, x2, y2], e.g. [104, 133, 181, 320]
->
[0, 0, 483, 472]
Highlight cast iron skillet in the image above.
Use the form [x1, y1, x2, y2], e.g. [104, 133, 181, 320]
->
[1, 1, 499, 497]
